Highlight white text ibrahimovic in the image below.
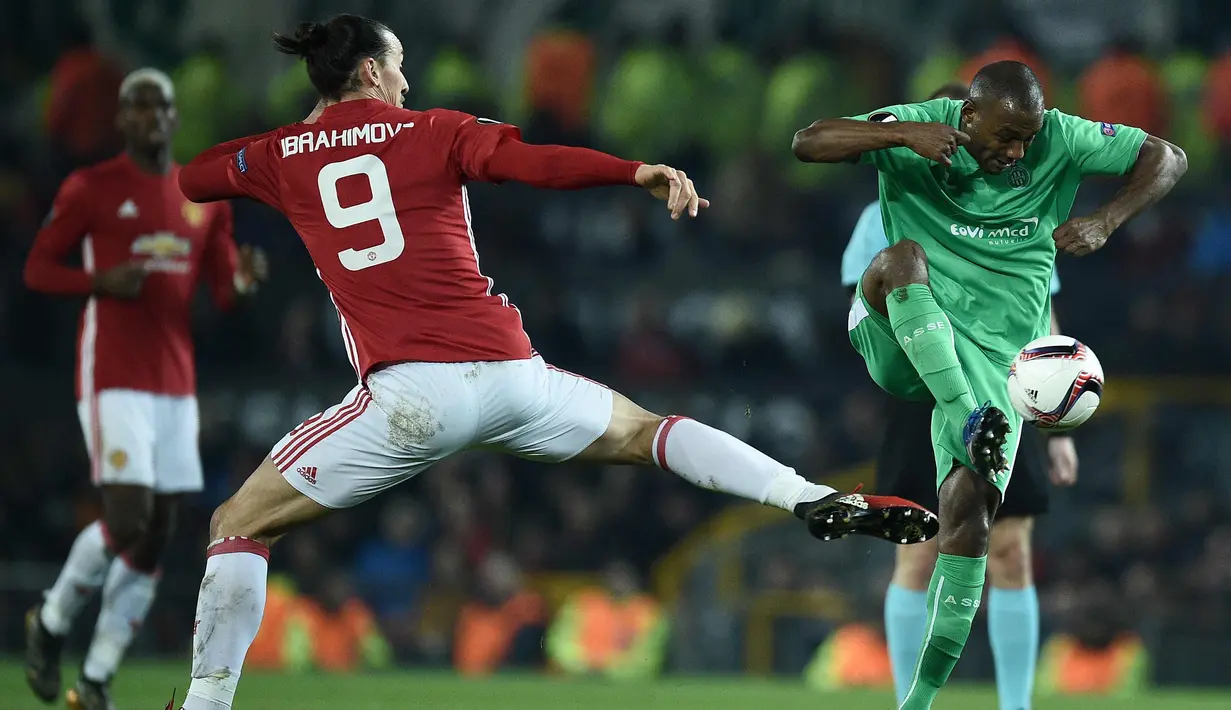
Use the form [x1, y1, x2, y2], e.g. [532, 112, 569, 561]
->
[280, 122, 415, 158]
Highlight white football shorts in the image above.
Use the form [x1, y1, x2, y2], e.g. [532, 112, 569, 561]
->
[77, 388, 203, 493]
[270, 355, 613, 509]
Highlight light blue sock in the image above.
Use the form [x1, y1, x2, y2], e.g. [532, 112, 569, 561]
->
[884, 583, 928, 705]
[988, 586, 1040, 710]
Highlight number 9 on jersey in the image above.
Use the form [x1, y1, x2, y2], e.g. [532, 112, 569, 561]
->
[318, 155, 405, 271]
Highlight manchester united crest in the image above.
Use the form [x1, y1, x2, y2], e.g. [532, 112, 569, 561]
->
[108, 449, 129, 471]
[182, 201, 206, 228]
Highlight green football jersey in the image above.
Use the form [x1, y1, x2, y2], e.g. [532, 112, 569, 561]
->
[847, 98, 1146, 363]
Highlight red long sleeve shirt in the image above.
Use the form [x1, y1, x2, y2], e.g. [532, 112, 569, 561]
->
[25, 154, 238, 398]
[179, 100, 641, 377]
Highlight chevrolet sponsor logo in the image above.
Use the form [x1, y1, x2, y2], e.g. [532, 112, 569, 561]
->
[131, 232, 192, 259]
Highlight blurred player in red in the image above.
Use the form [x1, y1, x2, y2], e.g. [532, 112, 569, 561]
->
[170, 15, 938, 709]
[22, 68, 268, 710]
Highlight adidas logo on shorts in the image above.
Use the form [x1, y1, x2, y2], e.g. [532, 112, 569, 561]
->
[297, 466, 318, 485]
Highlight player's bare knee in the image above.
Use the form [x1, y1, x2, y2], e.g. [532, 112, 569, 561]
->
[209, 497, 265, 542]
[881, 240, 929, 287]
[988, 518, 1034, 587]
[937, 467, 996, 556]
[987, 535, 1031, 587]
[100, 490, 154, 552]
[102, 513, 149, 553]
[126, 537, 166, 572]
[208, 461, 326, 548]
[209, 500, 274, 547]
[127, 495, 180, 571]
[584, 394, 663, 465]
[862, 240, 930, 315]
[940, 514, 991, 557]
[209, 495, 268, 540]
[603, 414, 663, 465]
[892, 540, 938, 590]
[208, 502, 226, 541]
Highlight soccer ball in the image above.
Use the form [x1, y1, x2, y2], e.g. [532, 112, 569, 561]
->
[1006, 335, 1105, 431]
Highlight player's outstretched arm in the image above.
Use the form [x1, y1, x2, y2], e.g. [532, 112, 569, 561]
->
[1054, 135, 1188, 256]
[791, 118, 969, 166]
[481, 139, 708, 219]
[181, 135, 282, 208]
[183, 117, 310, 204]
[180, 150, 247, 203]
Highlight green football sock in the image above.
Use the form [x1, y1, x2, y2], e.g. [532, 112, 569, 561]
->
[899, 553, 988, 709]
[886, 285, 978, 422]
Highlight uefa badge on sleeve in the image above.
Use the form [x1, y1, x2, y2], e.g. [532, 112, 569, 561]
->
[1100, 122, 1117, 137]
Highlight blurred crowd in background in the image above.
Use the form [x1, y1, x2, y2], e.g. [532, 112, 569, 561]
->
[1, 0, 1230, 689]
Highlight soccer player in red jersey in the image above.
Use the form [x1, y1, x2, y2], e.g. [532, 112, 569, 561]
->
[22, 69, 268, 710]
[171, 16, 938, 709]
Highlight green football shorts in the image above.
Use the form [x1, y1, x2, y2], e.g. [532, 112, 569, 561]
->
[848, 280, 1022, 496]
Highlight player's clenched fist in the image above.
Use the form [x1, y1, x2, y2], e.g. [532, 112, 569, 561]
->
[1053, 214, 1112, 256]
[634, 164, 711, 220]
[900, 123, 971, 167]
[90, 261, 150, 299]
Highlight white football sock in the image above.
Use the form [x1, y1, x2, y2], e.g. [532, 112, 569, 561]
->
[83, 557, 158, 682]
[183, 538, 269, 710]
[41, 520, 113, 636]
[651, 416, 835, 510]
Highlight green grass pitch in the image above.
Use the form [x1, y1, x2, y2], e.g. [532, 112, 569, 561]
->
[1, 660, 1227, 709]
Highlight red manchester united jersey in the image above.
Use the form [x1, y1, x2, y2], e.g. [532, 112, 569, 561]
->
[25, 154, 239, 398]
[220, 100, 532, 378]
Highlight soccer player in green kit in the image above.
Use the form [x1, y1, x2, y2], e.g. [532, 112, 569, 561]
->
[792, 61, 1187, 709]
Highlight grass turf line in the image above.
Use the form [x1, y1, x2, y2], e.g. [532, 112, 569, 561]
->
[0, 660, 1227, 709]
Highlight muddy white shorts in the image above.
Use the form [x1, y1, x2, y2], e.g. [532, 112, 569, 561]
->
[269, 356, 613, 509]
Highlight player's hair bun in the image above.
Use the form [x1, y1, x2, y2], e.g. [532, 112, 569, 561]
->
[272, 14, 395, 100]
[301, 22, 330, 53]
[273, 21, 329, 59]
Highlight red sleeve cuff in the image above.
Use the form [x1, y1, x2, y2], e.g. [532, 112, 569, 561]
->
[627, 161, 644, 186]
